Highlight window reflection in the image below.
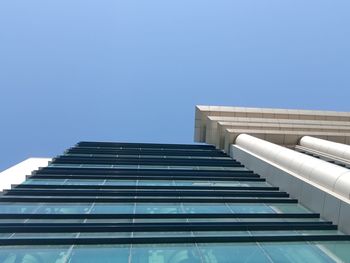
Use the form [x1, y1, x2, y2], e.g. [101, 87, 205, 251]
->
[198, 243, 270, 263]
[132, 244, 201, 263]
[135, 203, 182, 214]
[262, 242, 334, 262]
[0, 246, 70, 263]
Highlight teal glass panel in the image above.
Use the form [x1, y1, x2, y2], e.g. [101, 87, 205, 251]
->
[78, 232, 131, 238]
[70, 245, 130, 263]
[91, 203, 134, 214]
[36, 203, 92, 214]
[194, 231, 249, 236]
[173, 181, 270, 187]
[27, 219, 84, 223]
[65, 179, 105, 185]
[0, 219, 26, 223]
[11, 233, 78, 239]
[182, 203, 231, 214]
[282, 218, 324, 222]
[81, 164, 113, 168]
[137, 165, 169, 169]
[0, 233, 12, 238]
[188, 218, 238, 222]
[135, 203, 182, 214]
[229, 204, 275, 213]
[252, 230, 344, 236]
[132, 244, 201, 263]
[316, 241, 350, 262]
[133, 232, 190, 237]
[237, 182, 271, 187]
[0, 203, 39, 214]
[198, 243, 270, 263]
[104, 180, 136, 186]
[239, 218, 324, 223]
[134, 219, 187, 223]
[22, 179, 66, 185]
[86, 219, 133, 223]
[138, 180, 173, 186]
[0, 246, 70, 263]
[270, 204, 311, 213]
[261, 242, 334, 262]
[174, 181, 209, 186]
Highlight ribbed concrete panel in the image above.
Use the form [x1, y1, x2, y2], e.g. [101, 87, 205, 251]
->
[195, 105, 350, 151]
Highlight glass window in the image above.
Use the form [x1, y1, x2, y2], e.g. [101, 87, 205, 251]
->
[188, 218, 239, 223]
[138, 181, 173, 186]
[229, 204, 275, 214]
[22, 179, 66, 185]
[132, 244, 201, 263]
[133, 232, 189, 237]
[78, 232, 132, 238]
[70, 245, 130, 263]
[85, 219, 133, 223]
[0, 203, 40, 214]
[36, 203, 92, 214]
[261, 242, 334, 262]
[316, 241, 350, 262]
[65, 179, 105, 185]
[135, 203, 182, 214]
[11, 233, 78, 239]
[91, 203, 134, 214]
[0, 246, 70, 263]
[270, 204, 311, 213]
[27, 219, 84, 223]
[174, 181, 209, 186]
[104, 180, 136, 186]
[198, 243, 270, 263]
[183, 203, 231, 214]
[134, 219, 185, 223]
[194, 231, 249, 237]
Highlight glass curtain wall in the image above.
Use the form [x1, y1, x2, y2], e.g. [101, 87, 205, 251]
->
[0, 141, 349, 262]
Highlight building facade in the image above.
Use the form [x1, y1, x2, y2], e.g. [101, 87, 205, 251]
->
[0, 106, 350, 262]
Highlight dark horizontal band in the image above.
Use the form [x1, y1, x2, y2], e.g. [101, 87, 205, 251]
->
[29, 175, 266, 182]
[0, 221, 336, 233]
[67, 148, 227, 157]
[4, 189, 289, 198]
[58, 155, 234, 163]
[1, 235, 349, 246]
[0, 197, 297, 203]
[0, 213, 320, 219]
[35, 167, 252, 176]
[14, 184, 279, 191]
[51, 158, 242, 167]
[76, 141, 215, 150]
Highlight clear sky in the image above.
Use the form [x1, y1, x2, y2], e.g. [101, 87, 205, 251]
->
[1, 0, 350, 171]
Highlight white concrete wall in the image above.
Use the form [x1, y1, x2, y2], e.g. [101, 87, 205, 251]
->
[230, 144, 350, 234]
[234, 134, 350, 200]
[0, 158, 51, 191]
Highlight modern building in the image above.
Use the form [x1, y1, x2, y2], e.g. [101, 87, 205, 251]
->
[0, 106, 350, 262]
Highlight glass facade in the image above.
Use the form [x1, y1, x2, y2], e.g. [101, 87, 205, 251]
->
[0, 141, 349, 262]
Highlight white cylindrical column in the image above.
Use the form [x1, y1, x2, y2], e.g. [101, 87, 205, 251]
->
[300, 136, 350, 161]
[235, 134, 350, 200]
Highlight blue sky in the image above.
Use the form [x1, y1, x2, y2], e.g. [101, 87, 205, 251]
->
[1, 0, 350, 171]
